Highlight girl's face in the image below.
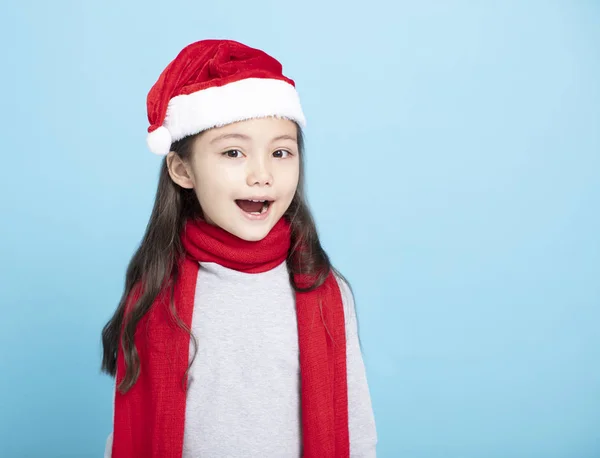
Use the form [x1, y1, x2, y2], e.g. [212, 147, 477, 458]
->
[168, 117, 300, 242]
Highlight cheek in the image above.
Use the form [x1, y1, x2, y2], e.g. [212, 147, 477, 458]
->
[281, 162, 300, 198]
[190, 160, 230, 207]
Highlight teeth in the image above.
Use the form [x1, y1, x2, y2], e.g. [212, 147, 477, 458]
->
[248, 202, 269, 215]
[239, 199, 271, 216]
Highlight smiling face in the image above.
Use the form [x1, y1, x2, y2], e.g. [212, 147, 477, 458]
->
[167, 117, 300, 241]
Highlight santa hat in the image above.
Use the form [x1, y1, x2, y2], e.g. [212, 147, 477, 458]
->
[145, 39, 306, 156]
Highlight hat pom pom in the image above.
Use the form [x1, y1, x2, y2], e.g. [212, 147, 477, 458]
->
[147, 126, 172, 156]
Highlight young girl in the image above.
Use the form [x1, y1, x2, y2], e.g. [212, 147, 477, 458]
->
[101, 39, 377, 458]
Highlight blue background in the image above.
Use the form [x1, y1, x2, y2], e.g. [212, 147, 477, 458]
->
[1, 1, 599, 457]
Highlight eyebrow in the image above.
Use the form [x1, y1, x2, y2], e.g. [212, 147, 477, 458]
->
[209, 133, 297, 144]
[271, 134, 297, 142]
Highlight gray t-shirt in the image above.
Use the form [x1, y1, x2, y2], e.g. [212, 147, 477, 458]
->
[105, 261, 377, 457]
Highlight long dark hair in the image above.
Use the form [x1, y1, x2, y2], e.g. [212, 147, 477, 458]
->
[101, 123, 345, 392]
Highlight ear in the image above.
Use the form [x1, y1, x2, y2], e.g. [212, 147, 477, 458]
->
[166, 151, 194, 189]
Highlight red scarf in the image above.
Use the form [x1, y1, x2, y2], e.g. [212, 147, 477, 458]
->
[111, 217, 349, 457]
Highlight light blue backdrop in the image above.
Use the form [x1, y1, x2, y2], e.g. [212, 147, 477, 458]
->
[1, 1, 599, 457]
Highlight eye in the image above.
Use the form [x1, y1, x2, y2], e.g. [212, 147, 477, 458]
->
[222, 149, 243, 158]
[273, 149, 292, 158]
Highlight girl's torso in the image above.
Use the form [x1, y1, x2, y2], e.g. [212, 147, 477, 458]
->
[183, 260, 302, 457]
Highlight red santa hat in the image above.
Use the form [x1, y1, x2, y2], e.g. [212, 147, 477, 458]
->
[145, 39, 306, 156]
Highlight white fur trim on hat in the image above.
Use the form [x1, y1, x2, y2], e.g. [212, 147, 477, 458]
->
[147, 78, 306, 156]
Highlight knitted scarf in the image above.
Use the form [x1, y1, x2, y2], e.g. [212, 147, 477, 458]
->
[111, 217, 349, 458]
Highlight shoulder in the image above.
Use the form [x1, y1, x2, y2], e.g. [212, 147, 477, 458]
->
[332, 270, 357, 323]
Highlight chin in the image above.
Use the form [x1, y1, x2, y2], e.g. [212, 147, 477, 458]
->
[236, 232, 269, 242]
[218, 218, 275, 242]
[231, 224, 273, 242]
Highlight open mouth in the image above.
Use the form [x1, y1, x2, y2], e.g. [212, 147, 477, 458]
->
[235, 199, 273, 215]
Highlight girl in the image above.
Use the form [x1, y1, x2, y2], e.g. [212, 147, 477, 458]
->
[101, 39, 377, 458]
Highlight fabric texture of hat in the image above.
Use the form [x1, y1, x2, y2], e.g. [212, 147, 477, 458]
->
[146, 39, 306, 156]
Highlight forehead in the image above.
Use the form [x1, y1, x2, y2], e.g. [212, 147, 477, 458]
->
[201, 117, 298, 144]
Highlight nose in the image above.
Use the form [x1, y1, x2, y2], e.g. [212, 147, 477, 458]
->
[246, 155, 273, 187]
